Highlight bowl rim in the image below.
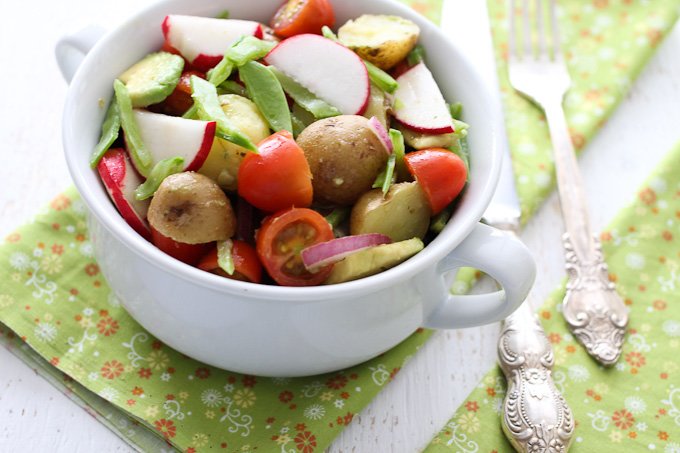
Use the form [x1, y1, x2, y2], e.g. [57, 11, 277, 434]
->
[62, 0, 502, 302]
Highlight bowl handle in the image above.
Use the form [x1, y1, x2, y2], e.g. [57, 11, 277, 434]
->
[55, 25, 106, 84]
[423, 222, 536, 329]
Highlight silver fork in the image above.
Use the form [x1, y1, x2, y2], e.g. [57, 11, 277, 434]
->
[507, 0, 628, 366]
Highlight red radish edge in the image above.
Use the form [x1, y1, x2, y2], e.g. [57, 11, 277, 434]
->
[97, 150, 151, 241]
[191, 55, 224, 72]
[368, 116, 393, 154]
[162, 16, 171, 38]
[394, 118, 455, 135]
[301, 233, 392, 271]
[184, 121, 216, 172]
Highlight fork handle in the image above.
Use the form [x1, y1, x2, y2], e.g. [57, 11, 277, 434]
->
[543, 99, 629, 366]
[543, 101, 595, 261]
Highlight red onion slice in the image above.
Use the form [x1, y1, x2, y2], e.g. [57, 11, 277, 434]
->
[301, 233, 392, 271]
[368, 116, 393, 154]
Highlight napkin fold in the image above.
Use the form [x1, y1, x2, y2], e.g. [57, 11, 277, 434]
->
[0, 0, 677, 451]
[425, 140, 680, 451]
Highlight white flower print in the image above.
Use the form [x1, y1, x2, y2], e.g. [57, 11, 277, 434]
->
[201, 389, 223, 408]
[663, 320, 680, 337]
[0, 294, 15, 309]
[223, 383, 234, 393]
[79, 242, 94, 257]
[271, 377, 291, 386]
[624, 396, 647, 415]
[615, 362, 626, 372]
[303, 404, 326, 420]
[567, 365, 590, 382]
[33, 248, 43, 258]
[100, 387, 118, 401]
[66, 225, 75, 233]
[88, 372, 99, 381]
[34, 322, 57, 343]
[71, 199, 86, 215]
[666, 443, 680, 453]
[625, 253, 645, 270]
[334, 399, 344, 409]
[9, 252, 30, 271]
[160, 372, 171, 382]
[636, 422, 647, 432]
[83, 307, 94, 316]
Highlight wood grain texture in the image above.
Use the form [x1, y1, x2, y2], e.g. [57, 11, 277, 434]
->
[0, 0, 678, 451]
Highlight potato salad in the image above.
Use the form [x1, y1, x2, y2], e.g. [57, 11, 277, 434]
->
[92, 0, 470, 287]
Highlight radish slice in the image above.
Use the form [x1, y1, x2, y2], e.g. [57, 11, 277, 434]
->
[264, 34, 370, 115]
[393, 62, 454, 134]
[368, 116, 393, 154]
[301, 233, 392, 271]
[133, 110, 216, 172]
[162, 15, 263, 71]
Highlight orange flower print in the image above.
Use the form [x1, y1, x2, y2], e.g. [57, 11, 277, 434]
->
[100, 360, 124, 379]
[486, 387, 496, 397]
[593, 0, 608, 8]
[97, 317, 119, 336]
[639, 188, 657, 205]
[50, 194, 71, 211]
[294, 430, 317, 453]
[612, 409, 634, 430]
[132, 386, 144, 396]
[51, 244, 64, 255]
[658, 431, 669, 441]
[154, 419, 177, 439]
[195, 367, 211, 379]
[663, 230, 673, 241]
[548, 333, 562, 344]
[6, 233, 21, 243]
[326, 374, 348, 389]
[625, 351, 646, 368]
[465, 401, 479, 412]
[653, 300, 667, 311]
[279, 391, 294, 403]
[85, 263, 100, 276]
[138, 367, 152, 379]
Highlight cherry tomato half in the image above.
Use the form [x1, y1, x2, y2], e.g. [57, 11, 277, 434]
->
[197, 240, 263, 284]
[256, 208, 334, 286]
[238, 130, 313, 213]
[150, 70, 205, 116]
[404, 148, 467, 215]
[150, 225, 213, 265]
[271, 0, 335, 38]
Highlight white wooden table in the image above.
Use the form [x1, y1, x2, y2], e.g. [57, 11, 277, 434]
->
[1, 0, 678, 451]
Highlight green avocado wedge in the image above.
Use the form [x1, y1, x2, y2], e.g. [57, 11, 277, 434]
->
[325, 238, 424, 284]
[119, 52, 184, 108]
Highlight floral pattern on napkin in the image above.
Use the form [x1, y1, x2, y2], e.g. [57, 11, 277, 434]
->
[0, 191, 433, 452]
[426, 141, 680, 451]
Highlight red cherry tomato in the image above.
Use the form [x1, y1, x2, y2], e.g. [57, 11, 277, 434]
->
[150, 225, 213, 265]
[256, 208, 334, 286]
[404, 148, 467, 215]
[197, 240, 263, 284]
[271, 0, 335, 38]
[238, 130, 313, 212]
[150, 70, 205, 116]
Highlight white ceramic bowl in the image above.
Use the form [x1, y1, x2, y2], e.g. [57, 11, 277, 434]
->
[57, 0, 535, 377]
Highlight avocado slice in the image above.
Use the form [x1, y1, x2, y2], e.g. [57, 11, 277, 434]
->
[119, 52, 184, 108]
[325, 237, 424, 284]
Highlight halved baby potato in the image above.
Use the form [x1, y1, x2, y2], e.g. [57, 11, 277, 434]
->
[338, 14, 420, 70]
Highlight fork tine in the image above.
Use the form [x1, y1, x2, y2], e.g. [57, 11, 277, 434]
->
[548, 0, 562, 60]
[522, 0, 531, 59]
[535, 0, 547, 59]
[508, 0, 517, 60]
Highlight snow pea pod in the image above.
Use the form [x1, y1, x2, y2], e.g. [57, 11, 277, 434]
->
[269, 67, 340, 119]
[90, 98, 120, 168]
[239, 61, 292, 133]
[190, 76, 257, 152]
[113, 79, 152, 176]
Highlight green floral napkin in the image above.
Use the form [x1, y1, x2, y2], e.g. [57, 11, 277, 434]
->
[426, 140, 680, 452]
[0, 192, 433, 452]
[1, 0, 677, 451]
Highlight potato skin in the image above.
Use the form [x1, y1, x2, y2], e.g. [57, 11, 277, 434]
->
[148, 172, 236, 244]
[297, 115, 389, 206]
[350, 182, 430, 241]
[338, 15, 420, 70]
